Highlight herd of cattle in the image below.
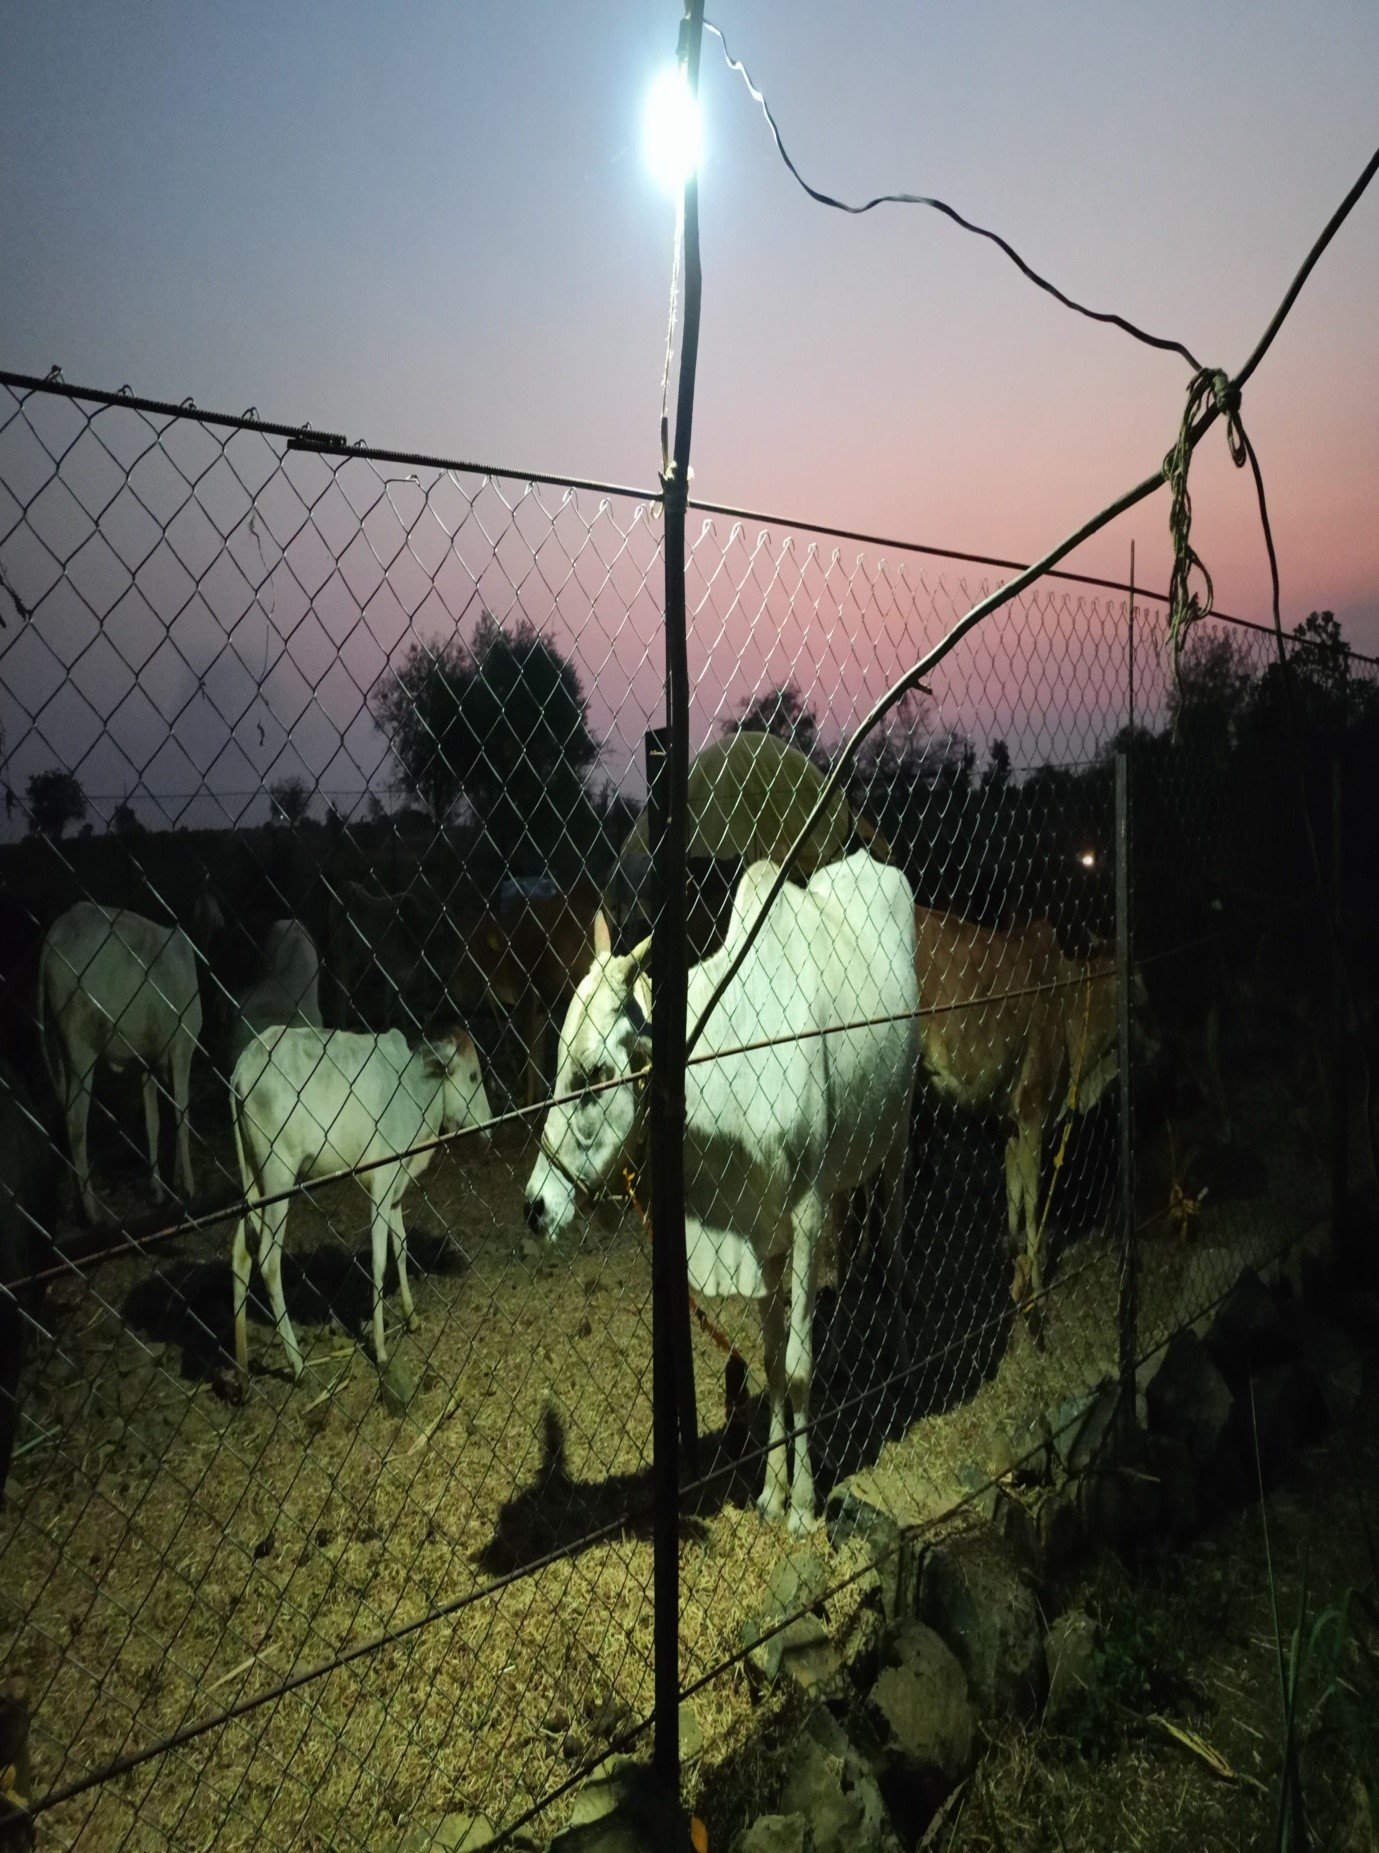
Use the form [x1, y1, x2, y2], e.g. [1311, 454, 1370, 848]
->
[0, 830, 1138, 1532]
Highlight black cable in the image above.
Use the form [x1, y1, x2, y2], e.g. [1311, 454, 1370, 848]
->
[703, 19, 1203, 369]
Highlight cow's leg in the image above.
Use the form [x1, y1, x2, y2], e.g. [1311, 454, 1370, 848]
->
[232, 1212, 254, 1374]
[142, 1070, 165, 1202]
[170, 1034, 196, 1200]
[1018, 1118, 1049, 1340]
[756, 1255, 789, 1523]
[786, 1196, 822, 1534]
[882, 1116, 912, 1373]
[1003, 1133, 1025, 1252]
[370, 1185, 393, 1367]
[65, 1064, 100, 1224]
[388, 1186, 416, 1329]
[258, 1197, 304, 1381]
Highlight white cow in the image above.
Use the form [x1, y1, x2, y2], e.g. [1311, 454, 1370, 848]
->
[229, 919, 324, 1063]
[38, 902, 202, 1222]
[230, 1025, 492, 1378]
[524, 851, 921, 1533]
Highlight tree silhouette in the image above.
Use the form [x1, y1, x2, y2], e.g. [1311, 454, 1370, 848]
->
[372, 615, 599, 867]
[111, 800, 143, 838]
[725, 683, 824, 765]
[268, 778, 313, 827]
[26, 769, 87, 839]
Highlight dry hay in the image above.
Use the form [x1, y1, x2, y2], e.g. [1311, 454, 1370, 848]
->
[0, 1075, 1328, 1851]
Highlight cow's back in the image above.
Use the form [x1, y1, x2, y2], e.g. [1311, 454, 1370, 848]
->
[233, 1026, 414, 1176]
[42, 903, 200, 1062]
[686, 854, 917, 1211]
[914, 909, 1062, 1107]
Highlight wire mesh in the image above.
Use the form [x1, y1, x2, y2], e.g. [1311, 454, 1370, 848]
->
[1, 370, 1374, 1850]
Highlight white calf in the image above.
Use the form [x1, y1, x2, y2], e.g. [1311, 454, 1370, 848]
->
[229, 919, 324, 1062]
[524, 851, 920, 1532]
[230, 1026, 492, 1377]
[39, 903, 202, 1222]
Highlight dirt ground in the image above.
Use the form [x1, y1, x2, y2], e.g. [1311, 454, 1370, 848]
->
[0, 1066, 1332, 1852]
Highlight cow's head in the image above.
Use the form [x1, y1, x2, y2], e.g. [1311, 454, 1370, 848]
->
[523, 913, 652, 1240]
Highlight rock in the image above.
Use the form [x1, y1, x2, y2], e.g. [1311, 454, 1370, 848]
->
[1141, 1329, 1240, 1499]
[1050, 1383, 1120, 1478]
[1300, 1318, 1364, 1422]
[394, 1812, 530, 1853]
[730, 1817, 812, 1853]
[1044, 1610, 1102, 1725]
[520, 1236, 545, 1268]
[743, 1612, 841, 1695]
[779, 1708, 888, 1853]
[768, 1546, 831, 1616]
[1034, 1483, 1083, 1573]
[1139, 1432, 1197, 1540]
[568, 1755, 639, 1830]
[917, 1535, 1046, 1721]
[1010, 1412, 1054, 1486]
[1331, 1287, 1379, 1350]
[955, 1462, 999, 1524]
[1206, 1271, 1296, 1385]
[380, 1356, 418, 1416]
[985, 1432, 1017, 1482]
[991, 1486, 1041, 1573]
[863, 1622, 974, 1833]
[1244, 1362, 1316, 1485]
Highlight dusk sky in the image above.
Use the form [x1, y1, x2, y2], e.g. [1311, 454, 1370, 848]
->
[2, 2, 1378, 818]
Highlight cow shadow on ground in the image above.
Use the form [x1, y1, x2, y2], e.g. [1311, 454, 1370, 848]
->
[475, 1395, 773, 1578]
[120, 1222, 470, 1383]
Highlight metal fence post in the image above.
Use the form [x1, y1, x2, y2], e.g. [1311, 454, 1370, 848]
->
[651, 0, 706, 1803]
[1330, 746, 1350, 1261]
[1114, 749, 1137, 1414]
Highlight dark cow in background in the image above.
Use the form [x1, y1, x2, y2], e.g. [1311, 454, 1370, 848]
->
[911, 908, 1128, 1332]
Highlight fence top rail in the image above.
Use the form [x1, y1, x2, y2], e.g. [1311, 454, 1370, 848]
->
[6, 366, 1375, 668]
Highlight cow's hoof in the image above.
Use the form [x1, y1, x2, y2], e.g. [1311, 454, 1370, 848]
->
[787, 1509, 823, 1539]
[755, 1491, 787, 1526]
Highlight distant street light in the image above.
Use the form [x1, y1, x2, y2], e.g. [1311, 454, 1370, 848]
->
[645, 63, 702, 193]
[1078, 849, 1097, 869]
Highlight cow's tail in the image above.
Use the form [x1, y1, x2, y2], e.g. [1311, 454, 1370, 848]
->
[35, 938, 63, 1103]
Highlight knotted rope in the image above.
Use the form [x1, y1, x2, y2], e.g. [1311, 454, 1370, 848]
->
[1162, 367, 1247, 688]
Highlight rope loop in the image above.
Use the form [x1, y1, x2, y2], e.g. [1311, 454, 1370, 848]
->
[1162, 366, 1246, 684]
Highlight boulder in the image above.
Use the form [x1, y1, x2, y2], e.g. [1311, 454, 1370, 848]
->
[1245, 1362, 1316, 1485]
[1205, 1271, 1296, 1385]
[1034, 1483, 1083, 1574]
[779, 1708, 889, 1853]
[742, 1613, 841, 1697]
[1141, 1329, 1240, 1501]
[768, 1546, 831, 1617]
[730, 1816, 813, 1853]
[1139, 1431, 1198, 1541]
[1044, 1610, 1102, 1726]
[1300, 1318, 1364, 1423]
[824, 1488, 911, 1619]
[917, 1536, 1047, 1721]
[1050, 1384, 1120, 1478]
[1010, 1412, 1054, 1487]
[863, 1623, 974, 1834]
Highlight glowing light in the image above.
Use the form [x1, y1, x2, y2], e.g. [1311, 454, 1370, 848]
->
[644, 64, 702, 193]
[1078, 849, 1097, 869]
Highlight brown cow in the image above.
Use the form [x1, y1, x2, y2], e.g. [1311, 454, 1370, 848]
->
[912, 909, 1122, 1332]
[453, 881, 604, 1110]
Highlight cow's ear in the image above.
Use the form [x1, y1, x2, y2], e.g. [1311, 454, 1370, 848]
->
[593, 911, 612, 958]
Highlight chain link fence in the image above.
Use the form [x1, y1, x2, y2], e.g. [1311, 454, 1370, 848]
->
[1, 370, 1373, 1850]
